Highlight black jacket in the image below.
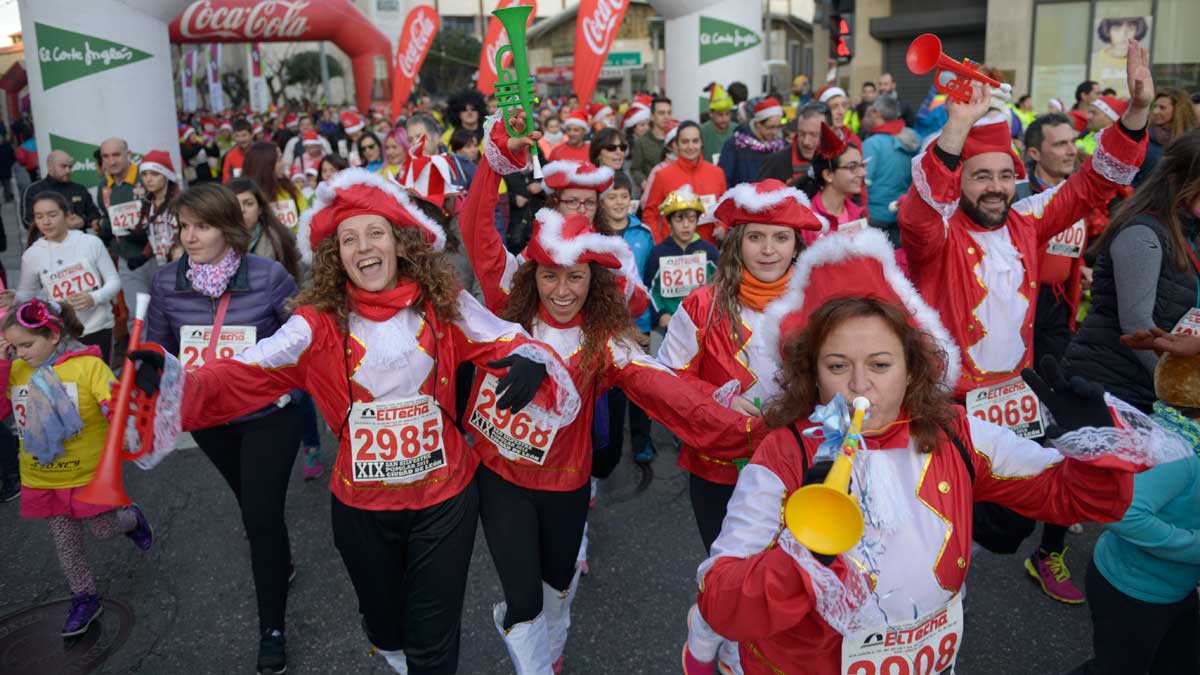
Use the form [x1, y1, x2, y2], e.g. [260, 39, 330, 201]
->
[1062, 211, 1200, 410]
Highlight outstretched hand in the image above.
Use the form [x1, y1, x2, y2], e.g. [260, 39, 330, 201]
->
[503, 107, 542, 156]
[945, 80, 992, 127]
[1121, 326, 1200, 357]
[1020, 356, 1111, 439]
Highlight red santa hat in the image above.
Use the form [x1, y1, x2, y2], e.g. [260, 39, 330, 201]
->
[662, 118, 681, 146]
[760, 227, 961, 389]
[589, 104, 614, 126]
[340, 110, 366, 134]
[714, 179, 827, 233]
[398, 141, 462, 205]
[251, 123, 264, 137]
[621, 104, 650, 130]
[284, 113, 299, 129]
[201, 117, 218, 132]
[139, 150, 179, 184]
[298, 167, 447, 262]
[1091, 95, 1127, 122]
[563, 109, 590, 130]
[179, 124, 197, 144]
[219, 119, 233, 132]
[816, 122, 848, 160]
[541, 160, 614, 194]
[1048, 98, 1065, 113]
[521, 208, 649, 314]
[304, 166, 319, 177]
[958, 113, 1026, 179]
[752, 97, 784, 122]
[1067, 109, 1088, 133]
[301, 129, 323, 146]
[816, 85, 848, 104]
[632, 94, 653, 109]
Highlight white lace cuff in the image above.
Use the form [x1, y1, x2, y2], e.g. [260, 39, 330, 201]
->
[1050, 393, 1194, 471]
[910, 150, 958, 222]
[1090, 128, 1140, 185]
[484, 114, 530, 176]
[777, 529, 869, 637]
[509, 343, 581, 430]
[131, 351, 185, 470]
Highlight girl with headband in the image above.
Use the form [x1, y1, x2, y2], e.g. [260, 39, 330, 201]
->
[1, 298, 153, 638]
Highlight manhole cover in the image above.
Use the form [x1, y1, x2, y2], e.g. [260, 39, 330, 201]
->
[0, 597, 133, 675]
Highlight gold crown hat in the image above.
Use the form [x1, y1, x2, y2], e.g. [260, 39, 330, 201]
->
[659, 185, 706, 218]
[1156, 353, 1200, 410]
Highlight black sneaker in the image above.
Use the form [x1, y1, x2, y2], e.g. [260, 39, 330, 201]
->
[0, 474, 19, 503]
[257, 629, 287, 674]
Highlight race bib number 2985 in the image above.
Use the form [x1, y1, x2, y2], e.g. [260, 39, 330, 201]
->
[350, 396, 445, 483]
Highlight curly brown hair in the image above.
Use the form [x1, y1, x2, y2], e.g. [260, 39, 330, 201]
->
[764, 296, 956, 453]
[502, 260, 633, 380]
[711, 223, 802, 343]
[291, 225, 463, 329]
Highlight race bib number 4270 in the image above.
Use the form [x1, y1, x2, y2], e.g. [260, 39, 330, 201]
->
[966, 376, 1045, 439]
[350, 396, 445, 482]
[469, 373, 558, 465]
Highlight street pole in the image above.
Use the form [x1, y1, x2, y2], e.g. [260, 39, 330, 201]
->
[319, 42, 331, 104]
[762, 0, 772, 93]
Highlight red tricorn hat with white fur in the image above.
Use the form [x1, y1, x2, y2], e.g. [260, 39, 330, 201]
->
[713, 179, 827, 233]
[298, 167, 446, 263]
[542, 160, 614, 194]
[956, 112, 1026, 179]
[760, 227, 961, 389]
[522, 208, 649, 315]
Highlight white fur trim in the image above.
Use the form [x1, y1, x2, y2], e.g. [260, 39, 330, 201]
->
[541, 161, 614, 194]
[139, 161, 179, 184]
[342, 121, 365, 134]
[532, 207, 649, 301]
[818, 87, 847, 104]
[1092, 99, 1119, 121]
[718, 181, 814, 214]
[563, 117, 589, 130]
[296, 167, 447, 264]
[622, 107, 650, 129]
[908, 147, 958, 223]
[753, 105, 783, 122]
[760, 227, 962, 390]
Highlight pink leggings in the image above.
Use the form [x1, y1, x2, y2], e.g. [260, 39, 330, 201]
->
[48, 508, 137, 595]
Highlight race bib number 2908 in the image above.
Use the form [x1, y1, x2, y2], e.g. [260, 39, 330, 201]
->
[841, 593, 963, 675]
[350, 396, 445, 483]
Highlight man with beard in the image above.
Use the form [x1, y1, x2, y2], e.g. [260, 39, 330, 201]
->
[897, 42, 1151, 401]
[755, 103, 826, 193]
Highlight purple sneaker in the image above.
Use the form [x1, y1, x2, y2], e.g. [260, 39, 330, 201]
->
[124, 504, 154, 551]
[61, 593, 103, 637]
[1024, 547, 1085, 604]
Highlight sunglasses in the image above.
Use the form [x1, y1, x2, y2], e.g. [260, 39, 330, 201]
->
[602, 143, 628, 152]
[361, 143, 378, 150]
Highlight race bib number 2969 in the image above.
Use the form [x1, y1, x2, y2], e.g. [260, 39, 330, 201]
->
[966, 376, 1045, 439]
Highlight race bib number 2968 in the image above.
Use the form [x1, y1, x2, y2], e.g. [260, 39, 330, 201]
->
[469, 374, 558, 465]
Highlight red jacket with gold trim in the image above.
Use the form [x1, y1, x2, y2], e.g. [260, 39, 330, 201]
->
[695, 407, 1133, 675]
[898, 123, 1146, 399]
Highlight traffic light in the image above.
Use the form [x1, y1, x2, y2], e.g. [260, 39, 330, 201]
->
[831, 13, 854, 64]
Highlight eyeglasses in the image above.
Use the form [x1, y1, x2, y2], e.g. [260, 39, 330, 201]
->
[835, 162, 866, 173]
[602, 143, 628, 152]
[759, 122, 782, 132]
[559, 197, 598, 211]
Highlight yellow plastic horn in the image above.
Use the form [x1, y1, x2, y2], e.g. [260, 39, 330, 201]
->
[492, 5, 538, 139]
[783, 396, 870, 556]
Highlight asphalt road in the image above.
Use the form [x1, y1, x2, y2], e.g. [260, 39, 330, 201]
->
[1, 418, 1126, 675]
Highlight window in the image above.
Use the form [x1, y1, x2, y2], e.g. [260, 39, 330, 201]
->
[1151, 0, 1200, 91]
[1031, 2, 1090, 110]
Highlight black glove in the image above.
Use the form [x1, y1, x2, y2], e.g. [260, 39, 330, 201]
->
[1020, 356, 1111, 439]
[128, 349, 165, 396]
[487, 355, 547, 413]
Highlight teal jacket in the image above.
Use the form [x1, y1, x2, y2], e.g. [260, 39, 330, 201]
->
[1093, 403, 1200, 604]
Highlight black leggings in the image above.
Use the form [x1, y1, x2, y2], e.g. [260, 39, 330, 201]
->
[690, 473, 737, 553]
[192, 405, 302, 633]
[1069, 560, 1199, 675]
[332, 481, 479, 675]
[477, 465, 590, 629]
[79, 328, 113, 366]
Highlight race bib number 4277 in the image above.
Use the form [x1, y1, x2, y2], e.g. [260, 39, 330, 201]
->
[350, 396, 445, 483]
[108, 200, 141, 237]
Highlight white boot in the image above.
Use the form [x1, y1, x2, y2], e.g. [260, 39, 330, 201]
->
[717, 638, 744, 675]
[542, 565, 582, 666]
[494, 602, 554, 674]
[376, 647, 408, 674]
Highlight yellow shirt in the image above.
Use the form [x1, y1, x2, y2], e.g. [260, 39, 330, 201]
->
[12, 354, 116, 489]
[271, 189, 309, 233]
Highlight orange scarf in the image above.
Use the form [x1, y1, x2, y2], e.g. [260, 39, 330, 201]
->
[737, 268, 792, 312]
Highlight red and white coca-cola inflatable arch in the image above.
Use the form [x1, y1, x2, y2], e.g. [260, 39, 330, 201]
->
[169, 0, 391, 112]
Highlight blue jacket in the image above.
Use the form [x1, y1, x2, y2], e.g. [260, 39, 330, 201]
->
[1093, 405, 1200, 604]
[718, 125, 786, 187]
[644, 236, 720, 327]
[862, 126, 920, 224]
[616, 214, 655, 333]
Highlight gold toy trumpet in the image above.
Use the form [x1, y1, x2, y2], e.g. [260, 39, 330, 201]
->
[783, 396, 870, 556]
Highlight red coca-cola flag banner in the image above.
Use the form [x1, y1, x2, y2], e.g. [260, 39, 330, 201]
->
[392, 6, 440, 114]
[169, 0, 391, 113]
[573, 0, 629, 105]
[477, 0, 537, 96]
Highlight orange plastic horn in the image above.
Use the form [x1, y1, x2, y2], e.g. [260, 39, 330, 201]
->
[906, 33, 1001, 104]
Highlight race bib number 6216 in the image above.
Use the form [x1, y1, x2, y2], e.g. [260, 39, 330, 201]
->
[659, 253, 707, 299]
[350, 396, 445, 482]
[966, 376, 1045, 439]
[469, 373, 558, 465]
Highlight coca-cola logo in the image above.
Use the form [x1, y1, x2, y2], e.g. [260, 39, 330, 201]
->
[398, 13, 436, 79]
[178, 0, 311, 40]
[581, 0, 626, 56]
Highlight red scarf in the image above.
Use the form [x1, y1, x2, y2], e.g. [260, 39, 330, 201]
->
[347, 280, 423, 322]
[871, 119, 906, 136]
[538, 303, 583, 329]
